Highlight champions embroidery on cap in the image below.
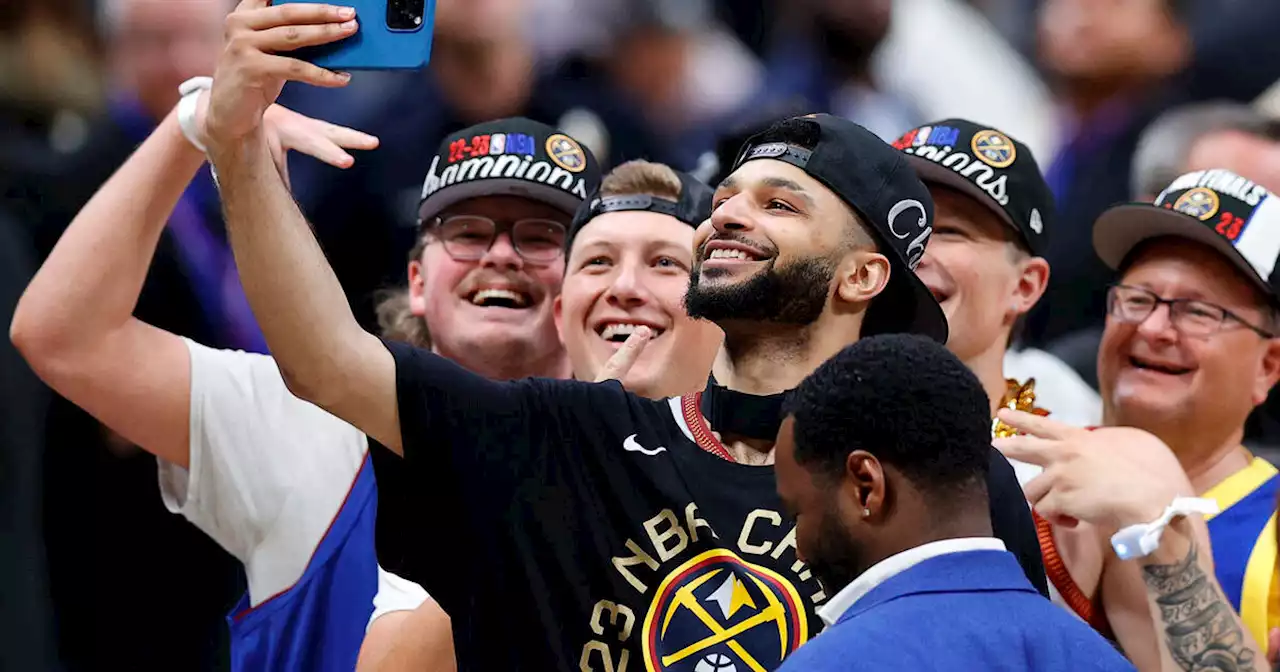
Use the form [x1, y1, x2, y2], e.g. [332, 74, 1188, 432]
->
[546, 134, 587, 173]
[887, 198, 931, 269]
[1171, 188, 1221, 221]
[971, 130, 1016, 169]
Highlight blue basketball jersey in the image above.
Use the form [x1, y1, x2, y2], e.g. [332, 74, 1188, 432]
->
[226, 455, 378, 671]
[1203, 457, 1280, 648]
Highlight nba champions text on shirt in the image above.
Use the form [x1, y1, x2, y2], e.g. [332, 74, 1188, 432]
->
[580, 503, 821, 671]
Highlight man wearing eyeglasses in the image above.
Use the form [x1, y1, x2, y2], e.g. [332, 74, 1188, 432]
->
[1091, 167, 1280, 652]
[1028, 167, 1280, 656]
[374, 117, 600, 381]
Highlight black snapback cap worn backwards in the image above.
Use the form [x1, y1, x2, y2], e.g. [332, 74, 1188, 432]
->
[893, 119, 1053, 256]
[418, 117, 603, 224]
[566, 170, 714, 252]
[731, 113, 949, 344]
[1093, 168, 1280, 303]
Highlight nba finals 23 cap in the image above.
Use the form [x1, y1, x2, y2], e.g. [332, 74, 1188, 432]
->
[1094, 168, 1280, 301]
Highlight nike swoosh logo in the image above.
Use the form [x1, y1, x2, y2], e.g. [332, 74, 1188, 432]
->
[622, 434, 667, 456]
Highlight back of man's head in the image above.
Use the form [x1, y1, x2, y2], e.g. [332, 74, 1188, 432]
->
[1132, 101, 1277, 199]
[785, 334, 991, 506]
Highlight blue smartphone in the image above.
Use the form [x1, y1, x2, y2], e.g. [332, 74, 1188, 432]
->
[275, 0, 435, 71]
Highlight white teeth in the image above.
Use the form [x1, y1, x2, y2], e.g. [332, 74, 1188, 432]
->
[471, 288, 527, 307]
[708, 248, 751, 260]
[600, 323, 660, 342]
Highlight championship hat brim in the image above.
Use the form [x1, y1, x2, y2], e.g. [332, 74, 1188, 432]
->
[1093, 203, 1274, 299]
[419, 177, 584, 221]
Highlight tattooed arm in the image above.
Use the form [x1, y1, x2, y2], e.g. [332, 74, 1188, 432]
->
[1139, 517, 1267, 672]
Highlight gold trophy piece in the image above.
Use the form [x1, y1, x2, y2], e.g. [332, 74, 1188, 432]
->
[992, 378, 1050, 438]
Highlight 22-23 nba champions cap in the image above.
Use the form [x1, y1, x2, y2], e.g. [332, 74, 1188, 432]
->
[417, 117, 603, 224]
[1094, 168, 1280, 302]
[731, 113, 949, 343]
[894, 119, 1053, 256]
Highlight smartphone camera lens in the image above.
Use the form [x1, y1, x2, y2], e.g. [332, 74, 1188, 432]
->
[386, 0, 425, 30]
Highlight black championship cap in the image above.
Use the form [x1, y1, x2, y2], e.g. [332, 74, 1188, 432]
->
[1094, 168, 1280, 302]
[417, 117, 603, 224]
[893, 119, 1053, 256]
[566, 170, 714, 251]
[694, 99, 810, 187]
[731, 113, 949, 344]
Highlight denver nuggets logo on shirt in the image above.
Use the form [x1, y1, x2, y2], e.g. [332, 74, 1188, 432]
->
[641, 549, 808, 672]
[546, 133, 587, 173]
[971, 130, 1016, 168]
[1172, 188, 1221, 221]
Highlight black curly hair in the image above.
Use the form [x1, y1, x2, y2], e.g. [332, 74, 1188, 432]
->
[783, 334, 991, 497]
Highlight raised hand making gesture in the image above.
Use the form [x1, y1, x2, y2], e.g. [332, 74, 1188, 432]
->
[205, 1, 359, 151]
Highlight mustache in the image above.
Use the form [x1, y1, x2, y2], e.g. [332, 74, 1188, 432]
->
[457, 271, 538, 297]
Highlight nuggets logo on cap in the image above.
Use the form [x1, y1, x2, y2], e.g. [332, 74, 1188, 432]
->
[547, 134, 588, 173]
[641, 549, 808, 672]
[971, 130, 1016, 169]
[1171, 187, 1221, 221]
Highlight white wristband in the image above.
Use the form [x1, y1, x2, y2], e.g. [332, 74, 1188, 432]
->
[176, 76, 214, 153]
[1111, 496, 1219, 560]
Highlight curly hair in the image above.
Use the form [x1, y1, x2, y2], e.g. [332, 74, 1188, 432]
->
[783, 334, 990, 497]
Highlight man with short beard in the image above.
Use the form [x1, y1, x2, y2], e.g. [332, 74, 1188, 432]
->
[772, 334, 1132, 671]
[202, 8, 1040, 667]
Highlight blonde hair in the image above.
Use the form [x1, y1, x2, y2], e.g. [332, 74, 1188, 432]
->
[375, 287, 430, 348]
[600, 159, 683, 200]
[376, 160, 684, 347]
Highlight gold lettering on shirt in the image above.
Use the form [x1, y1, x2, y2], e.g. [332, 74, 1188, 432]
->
[684, 502, 716, 543]
[612, 539, 660, 593]
[644, 509, 690, 562]
[739, 509, 783, 555]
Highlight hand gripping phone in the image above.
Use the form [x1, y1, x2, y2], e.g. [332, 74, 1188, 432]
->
[276, 0, 436, 70]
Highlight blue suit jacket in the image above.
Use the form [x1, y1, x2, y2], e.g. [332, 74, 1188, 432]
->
[779, 550, 1135, 671]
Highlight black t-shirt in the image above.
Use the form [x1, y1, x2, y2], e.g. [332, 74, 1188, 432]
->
[382, 340, 1044, 671]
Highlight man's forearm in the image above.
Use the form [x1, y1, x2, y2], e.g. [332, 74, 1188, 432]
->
[1139, 518, 1266, 671]
[210, 130, 366, 402]
[11, 111, 202, 356]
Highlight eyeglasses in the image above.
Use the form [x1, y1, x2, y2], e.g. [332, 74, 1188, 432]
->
[427, 215, 567, 264]
[1106, 284, 1275, 338]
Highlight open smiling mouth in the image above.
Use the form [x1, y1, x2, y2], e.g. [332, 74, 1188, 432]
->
[597, 322, 665, 343]
[1129, 356, 1193, 376]
[706, 248, 763, 261]
[468, 288, 532, 309]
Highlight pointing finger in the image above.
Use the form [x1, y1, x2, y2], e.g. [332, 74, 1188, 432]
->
[995, 408, 1076, 441]
[992, 434, 1062, 468]
[594, 326, 651, 383]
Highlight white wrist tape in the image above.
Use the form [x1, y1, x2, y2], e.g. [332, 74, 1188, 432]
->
[1111, 497, 1219, 560]
[176, 76, 214, 153]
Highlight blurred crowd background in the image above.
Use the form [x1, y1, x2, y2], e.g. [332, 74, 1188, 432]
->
[2, 0, 1280, 669]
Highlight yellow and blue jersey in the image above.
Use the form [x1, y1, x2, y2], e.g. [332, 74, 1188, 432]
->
[1202, 457, 1280, 648]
